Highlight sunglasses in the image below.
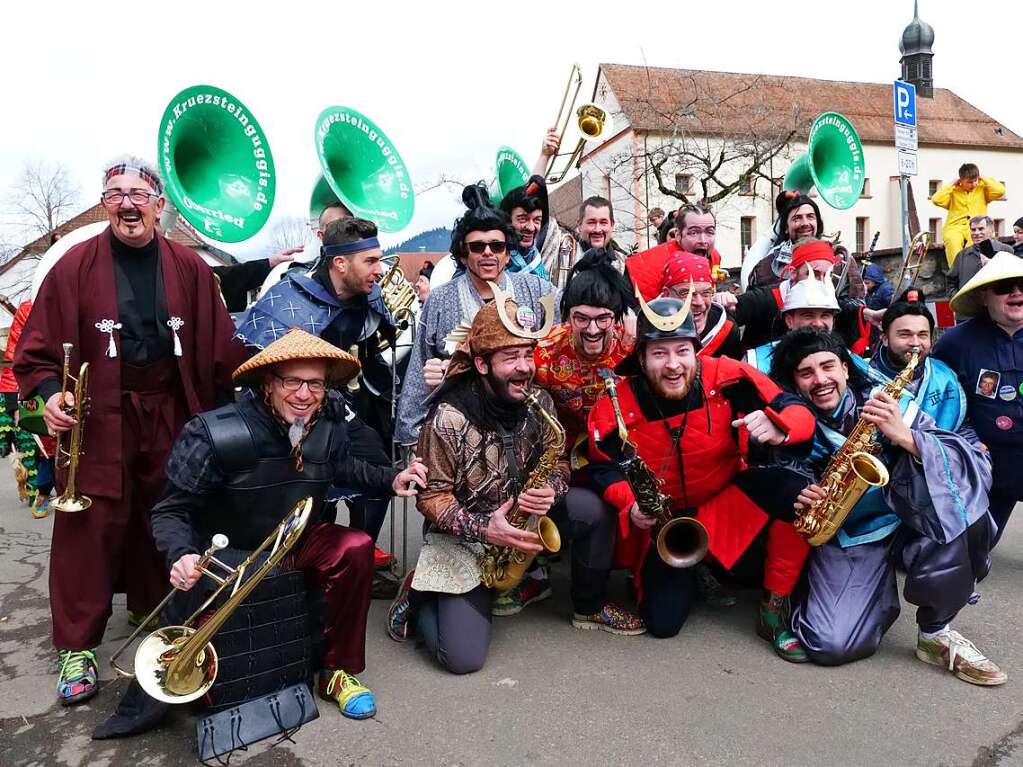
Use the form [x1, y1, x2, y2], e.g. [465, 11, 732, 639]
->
[466, 240, 508, 255]
[990, 279, 1023, 296]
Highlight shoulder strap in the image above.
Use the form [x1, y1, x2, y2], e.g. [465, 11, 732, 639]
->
[197, 404, 257, 474]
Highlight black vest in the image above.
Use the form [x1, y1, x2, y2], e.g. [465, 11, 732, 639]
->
[195, 398, 348, 551]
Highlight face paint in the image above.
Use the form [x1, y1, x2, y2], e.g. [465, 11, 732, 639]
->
[996, 415, 1014, 431]
[999, 385, 1018, 401]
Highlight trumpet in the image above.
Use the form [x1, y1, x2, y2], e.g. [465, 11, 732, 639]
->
[53, 343, 91, 513]
[110, 497, 313, 703]
[894, 231, 932, 292]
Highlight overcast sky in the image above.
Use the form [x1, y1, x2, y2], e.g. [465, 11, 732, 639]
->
[1, 0, 1019, 259]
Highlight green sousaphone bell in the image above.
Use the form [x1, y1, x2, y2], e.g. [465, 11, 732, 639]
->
[490, 146, 531, 208]
[312, 106, 414, 233]
[783, 112, 865, 210]
[158, 85, 276, 242]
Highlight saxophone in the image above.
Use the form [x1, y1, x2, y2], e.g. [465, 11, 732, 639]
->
[796, 349, 920, 546]
[600, 374, 708, 568]
[478, 390, 564, 591]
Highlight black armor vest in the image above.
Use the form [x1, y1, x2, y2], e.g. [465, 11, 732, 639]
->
[195, 399, 347, 551]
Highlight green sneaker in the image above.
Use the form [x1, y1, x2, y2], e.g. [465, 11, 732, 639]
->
[756, 592, 807, 663]
[916, 629, 1007, 686]
[56, 649, 99, 705]
[492, 577, 553, 617]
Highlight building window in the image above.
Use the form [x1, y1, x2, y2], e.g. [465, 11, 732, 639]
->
[928, 179, 941, 198]
[741, 217, 756, 253]
[994, 218, 1005, 237]
[675, 173, 694, 195]
[856, 217, 870, 253]
[860, 178, 871, 198]
[929, 218, 942, 243]
[739, 176, 754, 196]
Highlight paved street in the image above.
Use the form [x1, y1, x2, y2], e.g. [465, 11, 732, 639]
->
[1, 476, 1022, 767]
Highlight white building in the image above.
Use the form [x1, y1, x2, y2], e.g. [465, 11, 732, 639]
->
[557, 8, 1023, 268]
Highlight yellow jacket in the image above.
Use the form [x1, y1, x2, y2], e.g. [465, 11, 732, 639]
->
[932, 177, 1006, 228]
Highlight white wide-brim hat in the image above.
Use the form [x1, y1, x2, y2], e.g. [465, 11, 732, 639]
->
[950, 252, 1023, 317]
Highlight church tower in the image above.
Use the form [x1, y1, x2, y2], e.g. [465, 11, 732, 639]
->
[899, 0, 935, 97]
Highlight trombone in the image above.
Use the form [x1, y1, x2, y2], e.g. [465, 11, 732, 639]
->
[895, 231, 932, 291]
[54, 343, 91, 513]
[110, 497, 313, 703]
[545, 65, 610, 184]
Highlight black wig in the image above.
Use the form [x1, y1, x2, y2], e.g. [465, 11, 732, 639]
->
[560, 248, 636, 321]
[449, 183, 516, 268]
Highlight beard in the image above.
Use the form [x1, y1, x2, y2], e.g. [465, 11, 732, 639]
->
[648, 367, 696, 400]
[484, 369, 532, 405]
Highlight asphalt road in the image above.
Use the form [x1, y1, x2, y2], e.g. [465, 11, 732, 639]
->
[1, 478, 1022, 767]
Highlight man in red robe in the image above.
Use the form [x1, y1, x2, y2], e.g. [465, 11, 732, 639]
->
[14, 155, 246, 705]
[587, 293, 817, 661]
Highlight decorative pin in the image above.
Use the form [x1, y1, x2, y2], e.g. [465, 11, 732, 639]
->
[95, 319, 122, 358]
[167, 317, 184, 357]
[998, 384, 1017, 402]
[995, 415, 1014, 431]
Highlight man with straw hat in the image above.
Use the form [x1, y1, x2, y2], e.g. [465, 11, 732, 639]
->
[146, 328, 426, 721]
[935, 252, 1023, 547]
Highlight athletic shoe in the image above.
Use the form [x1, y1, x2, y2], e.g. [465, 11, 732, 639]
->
[319, 669, 376, 719]
[695, 564, 737, 607]
[386, 570, 415, 642]
[571, 603, 646, 635]
[756, 592, 807, 663]
[31, 496, 50, 519]
[374, 547, 396, 570]
[491, 577, 553, 617]
[916, 629, 1007, 686]
[56, 649, 98, 706]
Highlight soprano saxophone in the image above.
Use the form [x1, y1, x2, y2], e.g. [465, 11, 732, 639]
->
[796, 349, 920, 546]
[478, 390, 564, 591]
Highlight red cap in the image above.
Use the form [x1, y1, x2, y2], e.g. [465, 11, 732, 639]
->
[663, 251, 712, 288]
[789, 240, 838, 271]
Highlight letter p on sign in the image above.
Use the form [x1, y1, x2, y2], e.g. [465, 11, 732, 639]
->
[894, 81, 917, 127]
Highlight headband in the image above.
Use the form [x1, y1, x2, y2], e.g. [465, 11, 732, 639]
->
[103, 163, 163, 195]
[321, 237, 381, 258]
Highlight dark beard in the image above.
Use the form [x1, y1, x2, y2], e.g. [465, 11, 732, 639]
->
[649, 372, 694, 400]
[443, 376, 528, 431]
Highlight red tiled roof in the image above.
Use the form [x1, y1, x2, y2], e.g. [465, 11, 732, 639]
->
[599, 63, 1023, 150]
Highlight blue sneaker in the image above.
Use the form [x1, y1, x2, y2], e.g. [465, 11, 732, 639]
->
[319, 670, 376, 720]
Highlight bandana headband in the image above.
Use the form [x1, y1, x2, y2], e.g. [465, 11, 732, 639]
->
[103, 164, 163, 196]
[321, 237, 380, 258]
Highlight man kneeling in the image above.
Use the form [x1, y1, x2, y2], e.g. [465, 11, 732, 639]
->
[770, 328, 1005, 685]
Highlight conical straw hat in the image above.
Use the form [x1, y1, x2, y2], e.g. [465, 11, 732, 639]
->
[233, 327, 360, 388]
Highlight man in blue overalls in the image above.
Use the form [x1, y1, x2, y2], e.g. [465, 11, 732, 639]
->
[934, 253, 1023, 547]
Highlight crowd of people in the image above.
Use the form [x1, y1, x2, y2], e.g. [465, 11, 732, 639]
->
[3, 145, 1022, 746]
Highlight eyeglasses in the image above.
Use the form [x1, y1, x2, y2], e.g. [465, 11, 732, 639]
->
[466, 240, 508, 255]
[990, 279, 1023, 296]
[272, 373, 327, 393]
[101, 189, 160, 206]
[570, 312, 615, 330]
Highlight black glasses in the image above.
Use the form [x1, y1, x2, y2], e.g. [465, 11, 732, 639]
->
[101, 189, 160, 206]
[272, 373, 327, 393]
[466, 240, 508, 255]
[570, 312, 615, 330]
[990, 279, 1023, 296]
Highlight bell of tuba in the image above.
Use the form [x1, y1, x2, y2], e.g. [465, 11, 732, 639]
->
[312, 106, 414, 233]
[490, 146, 531, 208]
[158, 85, 276, 243]
[53, 343, 91, 513]
[110, 498, 313, 703]
[783, 112, 865, 210]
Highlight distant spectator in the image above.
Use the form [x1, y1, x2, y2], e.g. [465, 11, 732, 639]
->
[947, 215, 1014, 295]
[862, 263, 895, 310]
[415, 261, 434, 303]
[931, 163, 1005, 267]
[1012, 216, 1023, 256]
[648, 207, 666, 231]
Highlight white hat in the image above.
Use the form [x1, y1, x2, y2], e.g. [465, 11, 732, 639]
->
[950, 252, 1023, 317]
[782, 271, 839, 313]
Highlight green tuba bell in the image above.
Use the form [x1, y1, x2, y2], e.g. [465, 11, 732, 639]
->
[490, 145, 531, 207]
[312, 106, 414, 233]
[158, 85, 275, 242]
[783, 112, 865, 210]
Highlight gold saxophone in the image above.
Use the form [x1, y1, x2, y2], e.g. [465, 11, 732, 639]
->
[796, 349, 920, 546]
[600, 374, 708, 568]
[478, 390, 564, 591]
[54, 343, 91, 513]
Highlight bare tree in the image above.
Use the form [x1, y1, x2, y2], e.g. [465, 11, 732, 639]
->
[267, 216, 310, 253]
[7, 160, 81, 238]
[602, 70, 807, 213]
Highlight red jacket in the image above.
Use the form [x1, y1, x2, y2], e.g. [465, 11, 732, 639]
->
[0, 301, 32, 394]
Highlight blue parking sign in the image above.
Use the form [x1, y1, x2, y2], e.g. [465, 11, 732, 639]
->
[894, 80, 917, 127]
